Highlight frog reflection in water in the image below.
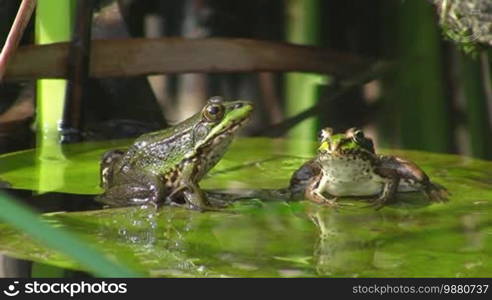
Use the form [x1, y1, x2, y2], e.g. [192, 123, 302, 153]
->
[289, 128, 449, 208]
[97, 97, 253, 211]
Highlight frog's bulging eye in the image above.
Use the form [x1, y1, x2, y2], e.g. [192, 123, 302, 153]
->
[353, 130, 365, 142]
[203, 103, 225, 122]
[208, 96, 224, 104]
[319, 127, 333, 142]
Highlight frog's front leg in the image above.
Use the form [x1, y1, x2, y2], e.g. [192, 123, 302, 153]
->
[167, 181, 225, 211]
[169, 162, 215, 211]
[305, 174, 339, 207]
[291, 161, 338, 207]
[182, 183, 213, 210]
[376, 155, 449, 203]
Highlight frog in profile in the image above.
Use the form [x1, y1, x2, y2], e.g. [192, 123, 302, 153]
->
[97, 97, 253, 211]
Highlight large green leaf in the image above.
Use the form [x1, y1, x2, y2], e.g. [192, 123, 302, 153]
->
[0, 138, 491, 277]
[0, 192, 138, 277]
[0, 139, 128, 194]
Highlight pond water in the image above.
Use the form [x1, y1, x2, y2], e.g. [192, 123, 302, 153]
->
[0, 138, 491, 277]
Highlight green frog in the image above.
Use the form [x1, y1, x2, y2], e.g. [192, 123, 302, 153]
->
[289, 127, 448, 208]
[97, 96, 253, 210]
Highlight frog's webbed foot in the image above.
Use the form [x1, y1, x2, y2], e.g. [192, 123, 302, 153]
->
[168, 199, 223, 212]
[424, 181, 449, 203]
[320, 197, 339, 208]
[306, 190, 339, 208]
[304, 188, 339, 208]
[206, 197, 232, 209]
[367, 198, 387, 210]
[302, 174, 341, 208]
[170, 182, 225, 212]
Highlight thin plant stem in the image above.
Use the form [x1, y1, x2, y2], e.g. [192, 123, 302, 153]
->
[0, 0, 37, 82]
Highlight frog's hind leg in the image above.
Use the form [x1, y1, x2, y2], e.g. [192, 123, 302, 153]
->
[368, 177, 399, 210]
[377, 155, 449, 204]
[289, 158, 319, 197]
[96, 184, 159, 207]
[99, 149, 125, 189]
[423, 181, 449, 203]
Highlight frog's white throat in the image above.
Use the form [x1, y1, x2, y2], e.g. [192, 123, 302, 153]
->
[319, 155, 385, 197]
[318, 155, 420, 197]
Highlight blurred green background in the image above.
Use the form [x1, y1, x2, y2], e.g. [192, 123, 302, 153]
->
[1, 0, 491, 159]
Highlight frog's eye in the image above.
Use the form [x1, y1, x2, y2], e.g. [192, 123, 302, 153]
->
[203, 103, 225, 122]
[208, 96, 224, 104]
[353, 130, 365, 142]
[352, 130, 375, 152]
[318, 127, 333, 142]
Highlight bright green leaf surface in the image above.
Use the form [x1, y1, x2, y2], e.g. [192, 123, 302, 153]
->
[0, 138, 491, 277]
[0, 192, 138, 277]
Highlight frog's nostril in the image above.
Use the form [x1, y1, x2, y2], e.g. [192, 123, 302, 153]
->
[233, 103, 244, 109]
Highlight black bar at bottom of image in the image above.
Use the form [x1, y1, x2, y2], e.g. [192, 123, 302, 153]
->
[0, 278, 490, 299]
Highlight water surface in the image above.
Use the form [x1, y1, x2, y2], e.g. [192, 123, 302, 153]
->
[0, 138, 491, 277]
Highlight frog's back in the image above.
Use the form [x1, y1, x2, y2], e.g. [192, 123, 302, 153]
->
[119, 125, 193, 174]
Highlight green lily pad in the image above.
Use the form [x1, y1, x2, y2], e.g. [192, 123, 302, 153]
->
[0, 138, 491, 277]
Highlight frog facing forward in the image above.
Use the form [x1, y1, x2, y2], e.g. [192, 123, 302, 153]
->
[289, 127, 448, 208]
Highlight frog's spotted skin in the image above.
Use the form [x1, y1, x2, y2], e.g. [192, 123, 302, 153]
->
[97, 97, 253, 210]
[289, 127, 448, 208]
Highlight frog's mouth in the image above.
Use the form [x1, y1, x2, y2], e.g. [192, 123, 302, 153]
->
[188, 114, 251, 167]
[225, 115, 250, 134]
[209, 115, 251, 144]
[199, 103, 253, 147]
[321, 148, 377, 164]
